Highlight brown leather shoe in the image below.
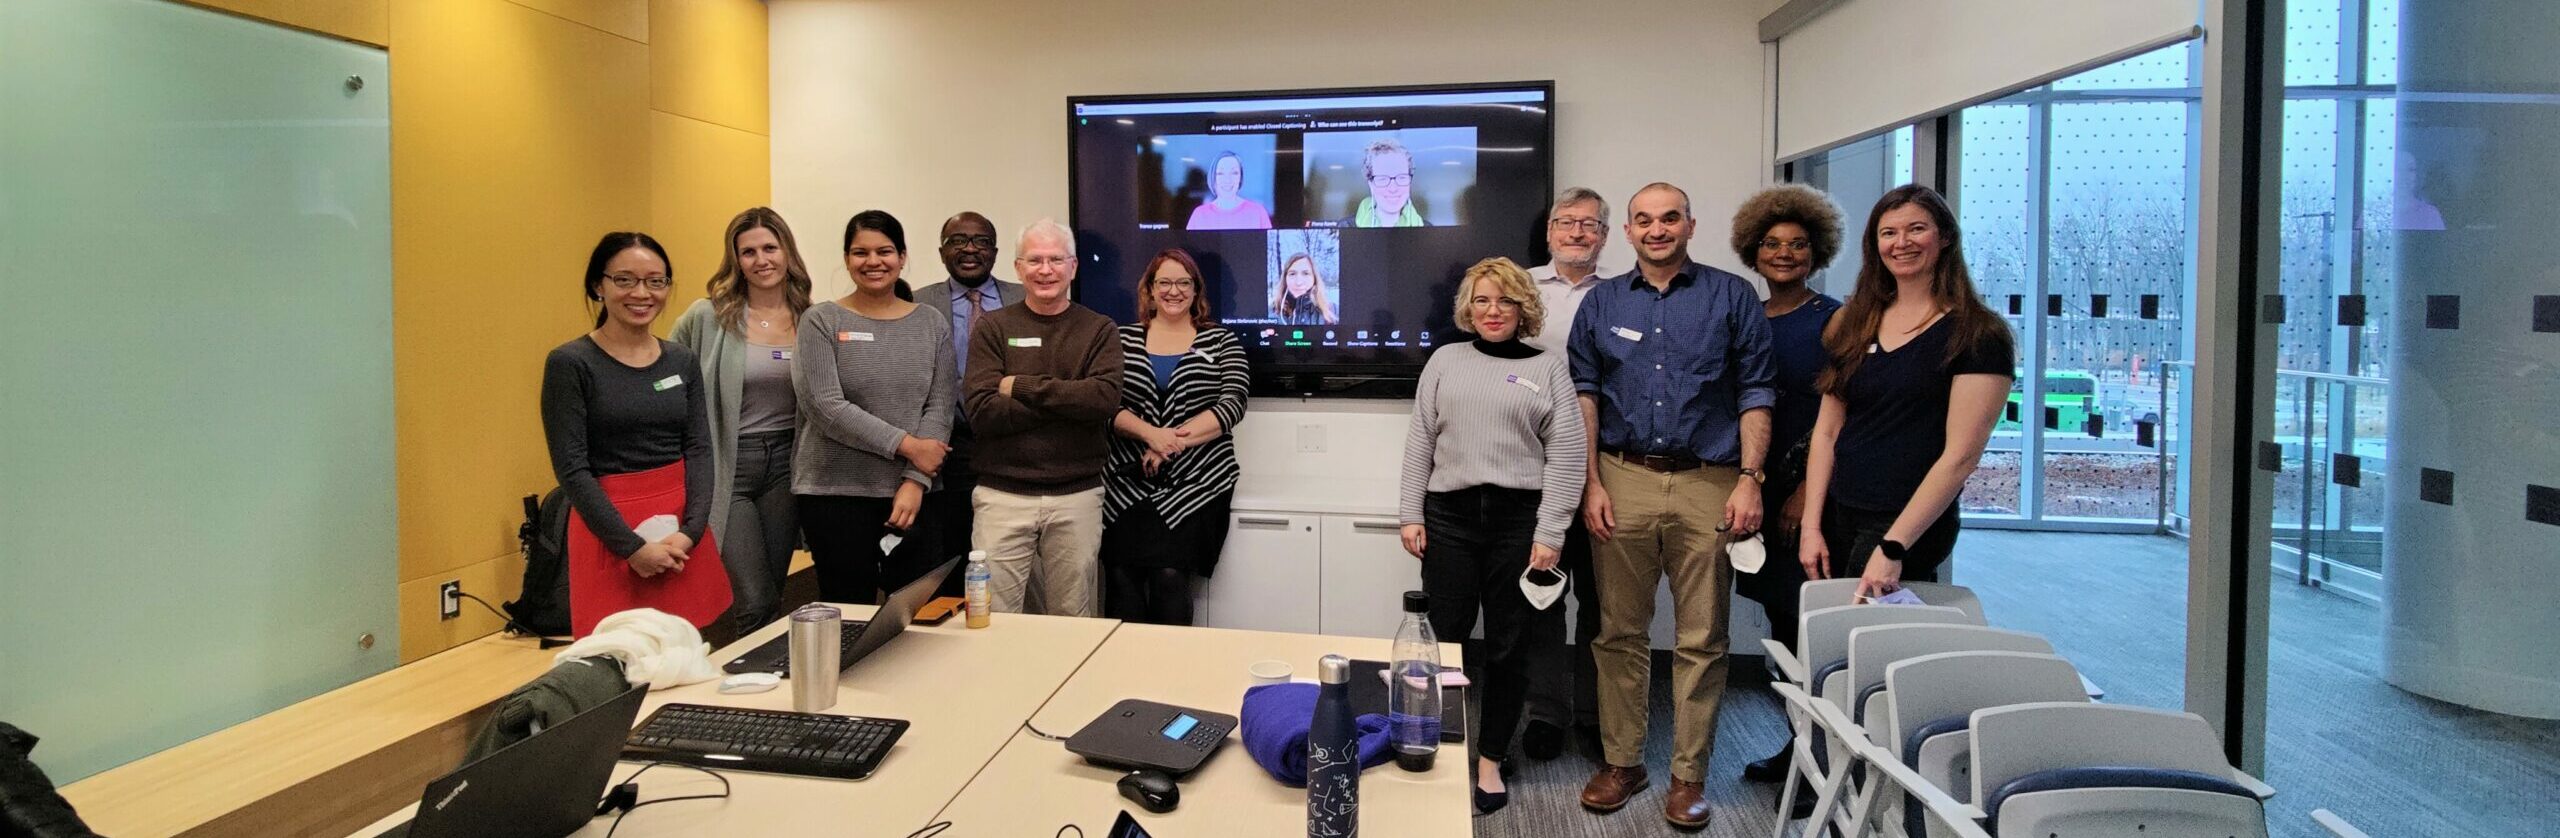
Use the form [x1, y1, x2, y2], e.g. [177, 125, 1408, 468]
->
[1579, 764, 1650, 812]
[1664, 778, 1712, 830]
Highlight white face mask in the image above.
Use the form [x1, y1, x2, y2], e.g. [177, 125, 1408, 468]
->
[1728, 533, 1767, 574]
[1519, 566, 1568, 610]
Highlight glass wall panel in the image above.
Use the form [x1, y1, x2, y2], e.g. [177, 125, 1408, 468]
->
[1956, 105, 2032, 517]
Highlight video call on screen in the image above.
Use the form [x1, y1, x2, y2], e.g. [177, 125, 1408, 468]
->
[1069, 84, 1554, 373]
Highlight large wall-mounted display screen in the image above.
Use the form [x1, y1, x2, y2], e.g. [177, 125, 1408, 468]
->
[1069, 82, 1554, 387]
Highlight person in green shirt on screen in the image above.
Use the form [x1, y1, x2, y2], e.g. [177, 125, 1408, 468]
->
[1350, 138, 1428, 227]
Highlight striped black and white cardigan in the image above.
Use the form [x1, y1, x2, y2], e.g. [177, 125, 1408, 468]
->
[1103, 323, 1251, 528]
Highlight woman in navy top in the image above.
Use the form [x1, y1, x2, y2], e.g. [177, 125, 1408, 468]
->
[1725, 185, 1847, 789]
[1799, 185, 2014, 598]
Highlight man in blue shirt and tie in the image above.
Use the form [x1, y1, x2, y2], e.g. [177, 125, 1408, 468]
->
[1567, 182, 1775, 830]
[914, 211, 1025, 584]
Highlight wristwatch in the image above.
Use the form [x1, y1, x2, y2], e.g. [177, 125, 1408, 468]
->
[1878, 538, 1910, 562]
[1738, 467, 1766, 485]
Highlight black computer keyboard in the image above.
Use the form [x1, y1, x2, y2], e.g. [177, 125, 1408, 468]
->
[623, 704, 910, 780]
[723, 619, 873, 675]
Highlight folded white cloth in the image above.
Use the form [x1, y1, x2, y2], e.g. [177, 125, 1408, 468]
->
[554, 608, 722, 690]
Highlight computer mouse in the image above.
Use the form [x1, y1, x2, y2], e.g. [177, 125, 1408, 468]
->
[717, 672, 780, 694]
[1117, 769, 1180, 813]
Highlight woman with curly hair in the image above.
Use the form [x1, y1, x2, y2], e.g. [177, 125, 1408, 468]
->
[1725, 184, 1847, 794]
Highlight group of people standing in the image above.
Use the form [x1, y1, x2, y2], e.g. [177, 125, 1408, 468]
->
[1393, 181, 2011, 824]
[537, 178, 2011, 830]
[539, 209, 1252, 640]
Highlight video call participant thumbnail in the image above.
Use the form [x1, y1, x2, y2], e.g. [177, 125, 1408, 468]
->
[1352, 139, 1425, 228]
[1186, 152, 1274, 231]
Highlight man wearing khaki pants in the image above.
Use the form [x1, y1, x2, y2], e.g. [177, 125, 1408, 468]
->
[1564, 183, 1776, 830]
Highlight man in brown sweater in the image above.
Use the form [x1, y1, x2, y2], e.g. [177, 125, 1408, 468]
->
[962, 218, 1124, 617]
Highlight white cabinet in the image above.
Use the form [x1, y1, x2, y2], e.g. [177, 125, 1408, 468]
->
[1201, 512, 1319, 634]
[1318, 516, 1425, 639]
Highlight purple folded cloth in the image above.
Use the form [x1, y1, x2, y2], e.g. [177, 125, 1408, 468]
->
[1239, 683, 1396, 786]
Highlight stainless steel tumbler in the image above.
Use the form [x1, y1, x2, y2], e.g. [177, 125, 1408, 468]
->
[788, 604, 841, 712]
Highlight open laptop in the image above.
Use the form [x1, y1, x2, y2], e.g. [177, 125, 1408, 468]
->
[375, 680, 648, 838]
[722, 556, 962, 676]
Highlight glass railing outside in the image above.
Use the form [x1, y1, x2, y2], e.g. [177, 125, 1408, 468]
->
[2162, 360, 2387, 602]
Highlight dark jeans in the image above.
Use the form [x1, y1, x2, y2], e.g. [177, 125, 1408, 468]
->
[798, 492, 942, 605]
[922, 418, 980, 599]
[1736, 476, 1809, 653]
[1525, 518, 1600, 729]
[1422, 486, 1565, 761]
[724, 430, 799, 636]
[1819, 501, 1959, 584]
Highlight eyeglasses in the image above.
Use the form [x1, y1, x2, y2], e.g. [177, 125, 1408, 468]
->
[1549, 217, 1603, 233]
[941, 234, 997, 251]
[1367, 174, 1413, 186]
[1758, 238, 1813, 253]
[1470, 297, 1525, 312]
[604, 274, 672, 291]
[1153, 279, 1196, 290]
[1017, 255, 1073, 270]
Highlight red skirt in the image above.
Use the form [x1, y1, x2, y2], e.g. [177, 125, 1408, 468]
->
[566, 460, 731, 637]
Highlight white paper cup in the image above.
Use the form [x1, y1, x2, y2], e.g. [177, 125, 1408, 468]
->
[1248, 659, 1292, 686]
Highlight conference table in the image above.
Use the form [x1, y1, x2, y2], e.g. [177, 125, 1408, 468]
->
[346, 608, 1468, 837]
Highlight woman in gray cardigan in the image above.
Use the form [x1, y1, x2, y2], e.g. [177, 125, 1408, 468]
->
[671, 206, 816, 636]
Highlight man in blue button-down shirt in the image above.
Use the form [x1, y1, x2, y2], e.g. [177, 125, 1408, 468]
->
[1566, 182, 1775, 829]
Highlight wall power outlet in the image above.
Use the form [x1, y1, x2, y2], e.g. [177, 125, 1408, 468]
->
[440, 581, 462, 620]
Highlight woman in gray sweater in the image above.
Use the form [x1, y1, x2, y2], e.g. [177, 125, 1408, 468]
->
[1397, 257, 1588, 814]
[672, 207, 816, 637]
[793, 210, 955, 604]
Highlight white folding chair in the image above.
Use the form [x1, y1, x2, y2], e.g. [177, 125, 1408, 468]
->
[1881, 651, 2087, 838]
[1843, 627, 2056, 835]
[1762, 604, 1978, 829]
[1769, 680, 1884, 838]
[2311, 809, 2372, 838]
[1812, 691, 1995, 838]
[1796, 579, 1985, 621]
[1971, 703, 2276, 837]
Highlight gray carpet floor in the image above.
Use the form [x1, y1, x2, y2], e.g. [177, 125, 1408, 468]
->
[1469, 530, 2560, 838]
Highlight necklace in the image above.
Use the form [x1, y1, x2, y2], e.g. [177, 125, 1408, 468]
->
[748, 303, 786, 330]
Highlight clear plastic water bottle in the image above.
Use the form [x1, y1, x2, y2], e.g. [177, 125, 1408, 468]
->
[964, 550, 991, 629]
[1388, 590, 1441, 772]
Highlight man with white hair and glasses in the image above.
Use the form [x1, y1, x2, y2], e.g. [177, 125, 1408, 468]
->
[1520, 186, 1620, 760]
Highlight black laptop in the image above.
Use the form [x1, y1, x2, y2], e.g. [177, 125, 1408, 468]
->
[375, 680, 648, 838]
[723, 556, 962, 676]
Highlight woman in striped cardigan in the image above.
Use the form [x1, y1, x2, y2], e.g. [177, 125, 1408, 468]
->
[1102, 249, 1251, 626]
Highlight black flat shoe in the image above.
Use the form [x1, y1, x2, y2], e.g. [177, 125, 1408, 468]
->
[1520, 720, 1565, 760]
[1742, 746, 1792, 783]
[1474, 786, 1510, 815]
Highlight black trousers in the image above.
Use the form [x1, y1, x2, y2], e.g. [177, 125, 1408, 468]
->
[1819, 501, 1959, 584]
[1524, 518, 1600, 729]
[1421, 486, 1565, 760]
[1735, 476, 1809, 653]
[797, 493, 942, 606]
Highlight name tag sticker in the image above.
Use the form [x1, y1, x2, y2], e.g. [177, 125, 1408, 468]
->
[838, 331, 874, 342]
[770, 350, 792, 361]
[1611, 326, 1644, 342]
[652, 374, 684, 392]
[1008, 337, 1043, 348]
[1506, 373, 1542, 393]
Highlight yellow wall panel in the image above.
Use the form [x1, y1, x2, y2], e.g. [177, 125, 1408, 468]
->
[507, 0, 648, 42]
[396, 552, 526, 663]
[651, 111, 773, 319]
[648, 0, 769, 135]
[389, 0, 650, 595]
[183, 0, 388, 45]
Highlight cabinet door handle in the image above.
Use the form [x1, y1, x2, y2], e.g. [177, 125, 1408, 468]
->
[1350, 520, 1403, 533]
[1237, 516, 1292, 528]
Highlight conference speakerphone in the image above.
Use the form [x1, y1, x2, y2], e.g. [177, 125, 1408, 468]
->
[1065, 699, 1238, 777]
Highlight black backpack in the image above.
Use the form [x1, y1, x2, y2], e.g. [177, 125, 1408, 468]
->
[504, 490, 575, 638]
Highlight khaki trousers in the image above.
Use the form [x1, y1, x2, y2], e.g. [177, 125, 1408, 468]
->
[1589, 454, 1737, 783]
[971, 485, 1104, 617]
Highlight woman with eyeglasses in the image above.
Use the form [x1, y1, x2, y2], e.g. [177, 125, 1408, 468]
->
[671, 207, 816, 638]
[1101, 249, 1251, 625]
[1724, 184, 1848, 795]
[1397, 257, 1587, 814]
[794, 210, 956, 605]
[1271, 252, 1337, 325]
[1184, 152, 1274, 231]
[541, 231, 731, 637]
[1799, 185, 2014, 598]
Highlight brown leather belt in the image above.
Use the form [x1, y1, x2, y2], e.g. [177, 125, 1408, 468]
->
[1607, 449, 1705, 473]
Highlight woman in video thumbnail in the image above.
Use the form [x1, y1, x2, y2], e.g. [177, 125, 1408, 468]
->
[1184, 152, 1273, 231]
[1271, 252, 1337, 325]
[1352, 138, 1426, 228]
